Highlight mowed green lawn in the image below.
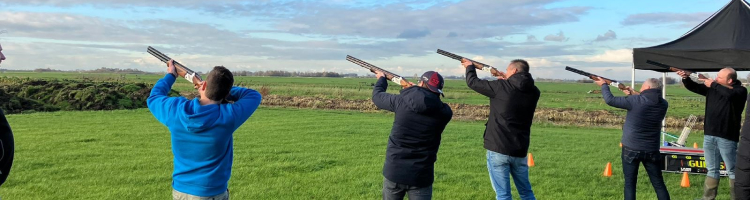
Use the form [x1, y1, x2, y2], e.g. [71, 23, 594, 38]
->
[0, 107, 721, 199]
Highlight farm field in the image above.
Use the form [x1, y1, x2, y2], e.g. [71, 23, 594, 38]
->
[0, 72, 708, 118]
[0, 107, 716, 199]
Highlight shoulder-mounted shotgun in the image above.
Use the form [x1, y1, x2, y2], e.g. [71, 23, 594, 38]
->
[565, 66, 638, 94]
[346, 55, 412, 88]
[147, 46, 203, 87]
[646, 60, 732, 89]
[436, 49, 505, 79]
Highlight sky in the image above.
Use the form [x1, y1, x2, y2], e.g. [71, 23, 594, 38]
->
[0, 0, 741, 80]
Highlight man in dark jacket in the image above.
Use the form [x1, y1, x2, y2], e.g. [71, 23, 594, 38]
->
[736, 74, 750, 200]
[595, 77, 670, 200]
[0, 43, 14, 187]
[372, 70, 453, 200]
[678, 68, 747, 200]
[461, 58, 540, 200]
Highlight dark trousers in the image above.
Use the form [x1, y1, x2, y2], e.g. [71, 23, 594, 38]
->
[382, 178, 432, 200]
[0, 109, 13, 186]
[736, 153, 750, 199]
[622, 147, 670, 200]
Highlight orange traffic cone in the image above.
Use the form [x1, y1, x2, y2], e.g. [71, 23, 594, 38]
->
[527, 153, 535, 167]
[693, 142, 699, 149]
[681, 172, 690, 188]
[603, 162, 612, 177]
[619, 142, 623, 148]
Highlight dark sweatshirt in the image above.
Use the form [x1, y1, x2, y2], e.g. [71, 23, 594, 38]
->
[683, 78, 746, 142]
[372, 77, 453, 187]
[601, 86, 668, 151]
[465, 66, 540, 158]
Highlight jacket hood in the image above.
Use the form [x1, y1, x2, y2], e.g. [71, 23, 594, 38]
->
[400, 87, 446, 114]
[639, 88, 663, 103]
[177, 99, 222, 132]
[507, 72, 536, 91]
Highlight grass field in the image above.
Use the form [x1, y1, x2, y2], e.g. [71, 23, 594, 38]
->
[0, 107, 721, 199]
[0, 72, 710, 118]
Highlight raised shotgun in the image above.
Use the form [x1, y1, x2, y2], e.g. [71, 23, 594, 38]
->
[565, 66, 639, 95]
[436, 49, 505, 78]
[147, 46, 203, 87]
[646, 60, 733, 89]
[346, 55, 412, 88]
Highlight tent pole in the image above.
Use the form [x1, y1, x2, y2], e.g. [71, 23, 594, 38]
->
[662, 72, 667, 133]
[631, 62, 635, 88]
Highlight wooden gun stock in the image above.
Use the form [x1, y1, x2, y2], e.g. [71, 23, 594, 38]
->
[565, 66, 639, 95]
[345, 55, 412, 88]
[436, 49, 505, 78]
[147, 46, 203, 87]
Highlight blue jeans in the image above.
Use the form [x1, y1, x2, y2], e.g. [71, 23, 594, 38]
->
[704, 135, 737, 179]
[486, 150, 535, 200]
[621, 147, 670, 200]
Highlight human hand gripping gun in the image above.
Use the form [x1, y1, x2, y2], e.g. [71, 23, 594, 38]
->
[346, 55, 413, 88]
[646, 60, 733, 89]
[436, 49, 506, 79]
[565, 66, 639, 95]
[147, 46, 203, 88]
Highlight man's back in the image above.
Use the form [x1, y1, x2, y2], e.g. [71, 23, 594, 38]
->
[466, 69, 540, 157]
[147, 74, 262, 197]
[372, 77, 453, 187]
[602, 87, 668, 151]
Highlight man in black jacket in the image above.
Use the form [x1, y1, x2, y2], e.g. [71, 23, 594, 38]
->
[461, 58, 540, 200]
[0, 43, 13, 187]
[734, 74, 750, 200]
[678, 68, 746, 200]
[372, 70, 453, 200]
[595, 77, 669, 200]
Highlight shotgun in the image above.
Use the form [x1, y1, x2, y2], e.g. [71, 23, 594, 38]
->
[436, 49, 505, 78]
[147, 46, 203, 87]
[646, 60, 733, 89]
[346, 55, 412, 88]
[565, 66, 639, 95]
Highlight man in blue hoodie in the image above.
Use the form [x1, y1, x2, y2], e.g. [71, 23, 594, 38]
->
[148, 60, 262, 200]
[372, 70, 453, 200]
[594, 77, 669, 200]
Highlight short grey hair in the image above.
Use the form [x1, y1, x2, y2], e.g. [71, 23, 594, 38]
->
[645, 78, 662, 90]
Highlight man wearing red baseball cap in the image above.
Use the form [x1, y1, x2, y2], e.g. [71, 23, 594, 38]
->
[372, 70, 453, 200]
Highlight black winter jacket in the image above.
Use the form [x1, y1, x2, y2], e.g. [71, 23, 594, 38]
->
[372, 77, 453, 187]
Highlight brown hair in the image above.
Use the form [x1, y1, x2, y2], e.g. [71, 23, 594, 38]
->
[204, 66, 234, 101]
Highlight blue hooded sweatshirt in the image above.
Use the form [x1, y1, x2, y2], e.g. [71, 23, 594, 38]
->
[147, 74, 262, 196]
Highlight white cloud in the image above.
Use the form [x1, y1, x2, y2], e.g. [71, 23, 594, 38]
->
[567, 49, 632, 63]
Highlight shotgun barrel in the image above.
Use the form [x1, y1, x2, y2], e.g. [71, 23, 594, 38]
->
[346, 55, 411, 88]
[147, 46, 203, 86]
[436, 49, 505, 78]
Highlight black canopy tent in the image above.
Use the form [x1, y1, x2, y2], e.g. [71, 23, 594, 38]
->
[630, 0, 750, 138]
[633, 0, 750, 73]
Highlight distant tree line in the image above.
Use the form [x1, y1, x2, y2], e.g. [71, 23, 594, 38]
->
[230, 70, 359, 78]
